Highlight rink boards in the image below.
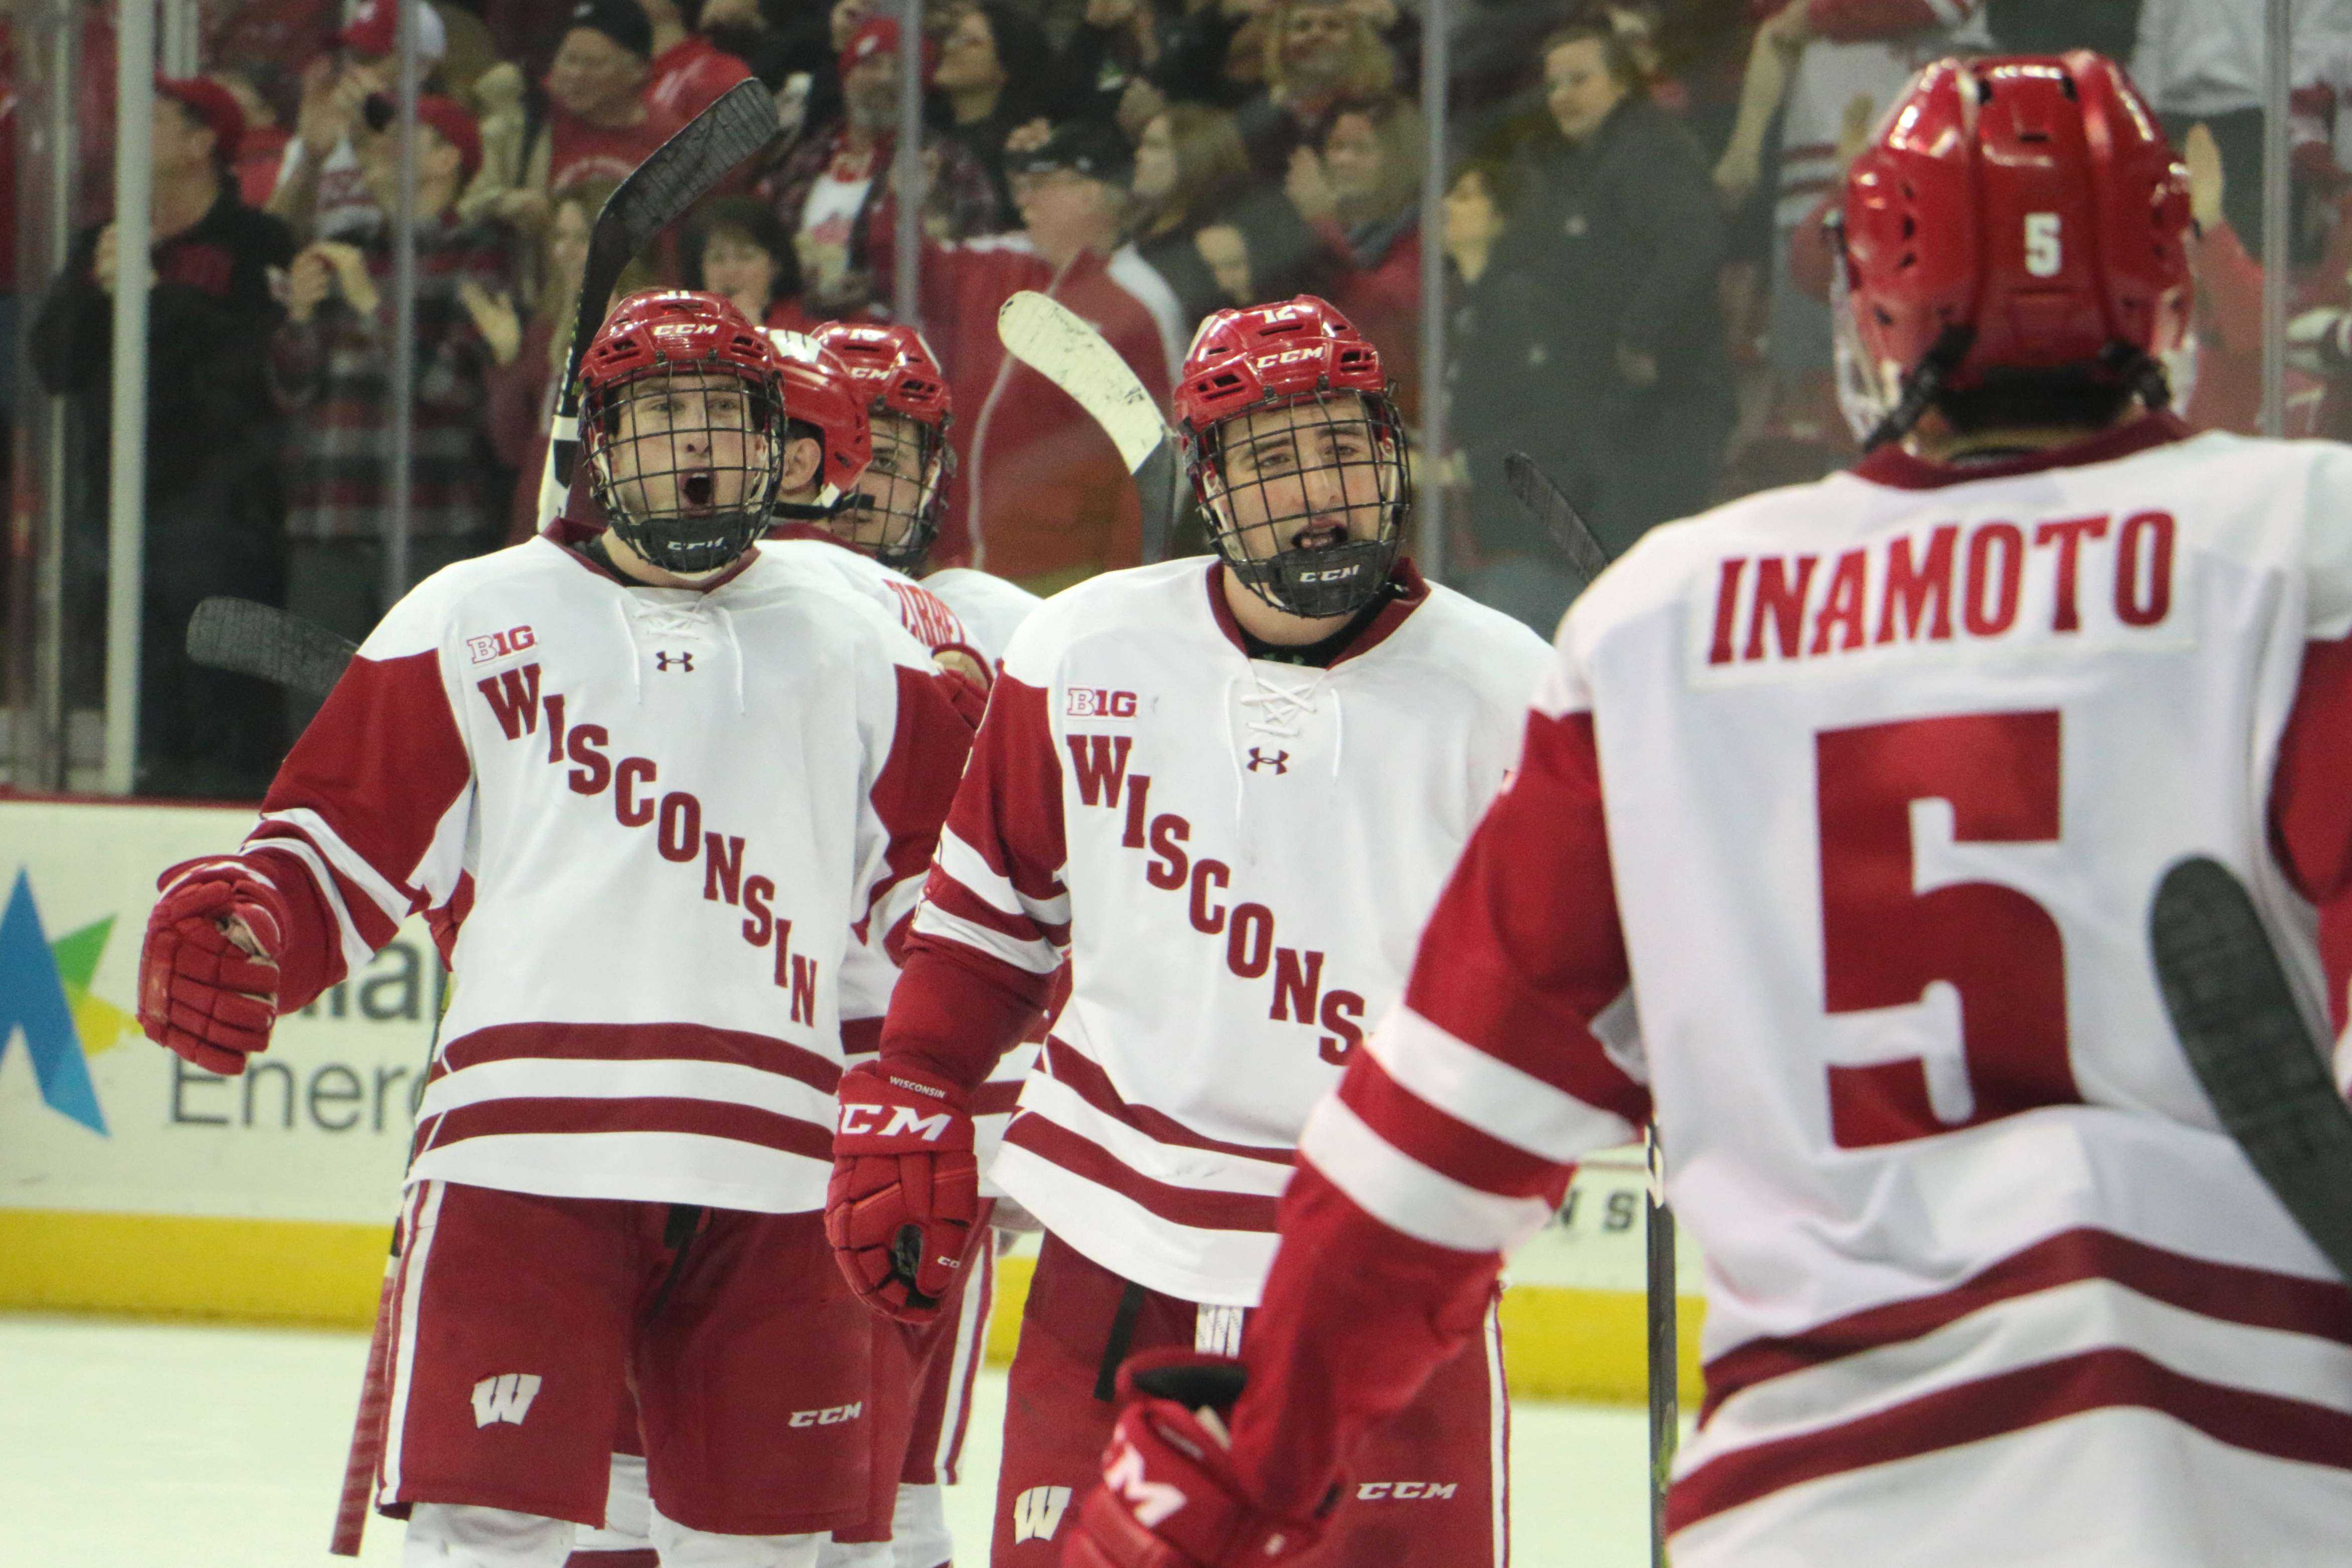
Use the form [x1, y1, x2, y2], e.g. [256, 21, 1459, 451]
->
[0, 796, 1705, 1404]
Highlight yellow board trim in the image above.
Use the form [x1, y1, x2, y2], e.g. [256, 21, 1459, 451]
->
[0, 1210, 1707, 1405]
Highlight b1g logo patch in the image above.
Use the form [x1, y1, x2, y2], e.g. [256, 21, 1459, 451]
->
[1067, 688, 1138, 719]
[467, 625, 538, 663]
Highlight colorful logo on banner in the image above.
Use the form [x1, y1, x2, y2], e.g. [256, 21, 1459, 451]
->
[0, 870, 133, 1135]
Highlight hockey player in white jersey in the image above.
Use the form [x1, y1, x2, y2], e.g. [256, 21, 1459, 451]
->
[134, 289, 976, 1568]
[826, 295, 1554, 1568]
[1052, 53, 2352, 1568]
[806, 321, 1044, 675]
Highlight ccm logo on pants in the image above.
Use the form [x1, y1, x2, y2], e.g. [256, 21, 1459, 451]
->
[789, 1402, 865, 1428]
[1356, 1481, 1458, 1500]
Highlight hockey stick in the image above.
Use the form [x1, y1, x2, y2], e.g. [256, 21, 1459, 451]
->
[1502, 451, 1611, 589]
[995, 290, 1184, 564]
[329, 1243, 400, 1553]
[1502, 455, 1677, 1559]
[533, 79, 782, 529]
[185, 597, 358, 700]
[2149, 856, 2352, 1281]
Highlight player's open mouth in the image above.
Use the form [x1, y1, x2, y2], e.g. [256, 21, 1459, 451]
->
[1292, 520, 1346, 551]
[681, 471, 716, 509]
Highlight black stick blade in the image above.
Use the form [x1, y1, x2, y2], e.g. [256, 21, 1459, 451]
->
[1503, 451, 1612, 586]
[185, 597, 359, 700]
[1134, 438, 1181, 566]
[2150, 855, 2352, 1280]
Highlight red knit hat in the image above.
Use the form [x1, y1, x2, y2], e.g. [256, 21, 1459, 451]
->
[155, 76, 246, 165]
[840, 16, 938, 87]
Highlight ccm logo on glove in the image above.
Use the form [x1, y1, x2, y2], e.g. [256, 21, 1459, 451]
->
[836, 1103, 957, 1139]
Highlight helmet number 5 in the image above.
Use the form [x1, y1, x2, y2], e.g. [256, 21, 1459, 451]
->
[2025, 213, 2063, 278]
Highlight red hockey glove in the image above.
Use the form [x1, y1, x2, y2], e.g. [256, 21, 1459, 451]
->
[827, 1061, 980, 1322]
[137, 859, 291, 1076]
[1066, 1350, 1328, 1568]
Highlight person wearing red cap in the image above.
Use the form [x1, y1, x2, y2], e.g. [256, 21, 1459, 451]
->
[268, 0, 450, 242]
[755, 15, 999, 316]
[271, 91, 521, 670]
[502, 0, 688, 229]
[27, 76, 298, 797]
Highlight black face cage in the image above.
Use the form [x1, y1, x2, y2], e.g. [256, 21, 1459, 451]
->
[1196, 387, 1410, 620]
[585, 362, 787, 575]
[848, 418, 953, 574]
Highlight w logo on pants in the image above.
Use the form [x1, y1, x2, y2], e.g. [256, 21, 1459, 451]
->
[1012, 1485, 1073, 1543]
[470, 1373, 543, 1428]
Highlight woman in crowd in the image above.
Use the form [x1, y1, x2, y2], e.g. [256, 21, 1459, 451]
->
[1287, 92, 1422, 418]
[681, 194, 817, 331]
[1130, 101, 1255, 326]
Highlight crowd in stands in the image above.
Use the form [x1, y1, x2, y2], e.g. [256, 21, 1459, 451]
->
[5, 0, 2350, 795]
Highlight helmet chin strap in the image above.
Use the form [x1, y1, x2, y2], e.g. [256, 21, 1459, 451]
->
[1865, 323, 1975, 452]
[770, 488, 870, 522]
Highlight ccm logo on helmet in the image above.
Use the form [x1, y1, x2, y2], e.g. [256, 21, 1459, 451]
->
[1356, 1482, 1459, 1501]
[838, 1104, 957, 1140]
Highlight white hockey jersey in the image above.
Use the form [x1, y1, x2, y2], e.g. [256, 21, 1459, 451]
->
[923, 566, 1045, 671]
[762, 533, 977, 661]
[1273, 419, 2352, 1565]
[227, 532, 971, 1214]
[881, 558, 1553, 1303]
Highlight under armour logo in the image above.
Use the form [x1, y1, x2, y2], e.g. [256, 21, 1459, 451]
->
[470, 1373, 543, 1428]
[1246, 748, 1289, 775]
[654, 651, 695, 672]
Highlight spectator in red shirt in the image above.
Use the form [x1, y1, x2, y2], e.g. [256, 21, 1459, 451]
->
[873, 117, 1184, 590]
[759, 16, 1003, 315]
[511, 0, 685, 224]
[640, 0, 754, 123]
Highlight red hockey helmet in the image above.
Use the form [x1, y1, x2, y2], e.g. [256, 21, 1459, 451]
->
[1837, 52, 2194, 447]
[1174, 295, 1408, 619]
[812, 321, 954, 570]
[765, 328, 874, 504]
[578, 288, 787, 574]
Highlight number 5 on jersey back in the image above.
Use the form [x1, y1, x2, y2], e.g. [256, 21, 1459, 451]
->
[1817, 709, 2083, 1147]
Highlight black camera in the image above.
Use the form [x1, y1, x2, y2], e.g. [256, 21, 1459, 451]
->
[362, 92, 396, 133]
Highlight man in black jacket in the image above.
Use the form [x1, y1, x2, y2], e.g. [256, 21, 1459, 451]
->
[32, 76, 296, 797]
[1487, 21, 1731, 560]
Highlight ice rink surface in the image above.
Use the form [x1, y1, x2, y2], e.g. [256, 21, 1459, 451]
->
[1, 1313, 1656, 1566]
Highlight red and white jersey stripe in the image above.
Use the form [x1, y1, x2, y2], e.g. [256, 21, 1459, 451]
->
[1229, 421, 2352, 1561]
[880, 558, 1552, 1304]
[211, 533, 970, 1214]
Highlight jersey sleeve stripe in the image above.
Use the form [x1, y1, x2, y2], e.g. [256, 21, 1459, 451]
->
[936, 828, 1073, 927]
[1699, 1225, 2352, 1420]
[429, 1020, 843, 1095]
[1001, 1114, 1283, 1232]
[243, 827, 392, 979]
[922, 869, 1070, 947]
[1296, 1095, 1558, 1255]
[1668, 1347, 2352, 1537]
[1042, 1035, 1297, 1165]
[1333, 1050, 1574, 1201]
[911, 898, 1064, 976]
[1364, 1005, 1641, 1163]
[252, 809, 416, 928]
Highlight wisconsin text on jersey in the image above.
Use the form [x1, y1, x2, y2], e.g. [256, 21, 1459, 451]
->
[471, 642, 824, 1018]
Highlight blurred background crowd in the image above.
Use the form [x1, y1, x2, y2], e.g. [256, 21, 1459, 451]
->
[0, 0, 2337, 797]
